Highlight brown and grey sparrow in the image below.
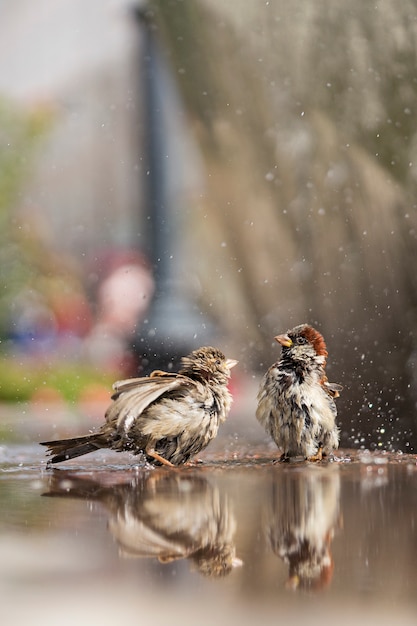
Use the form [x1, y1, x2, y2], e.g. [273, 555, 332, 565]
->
[256, 324, 342, 461]
[41, 346, 237, 466]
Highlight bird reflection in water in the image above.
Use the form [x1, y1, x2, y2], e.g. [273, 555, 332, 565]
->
[44, 471, 242, 578]
[264, 467, 341, 591]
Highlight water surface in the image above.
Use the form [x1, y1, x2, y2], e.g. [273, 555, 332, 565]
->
[1, 441, 417, 625]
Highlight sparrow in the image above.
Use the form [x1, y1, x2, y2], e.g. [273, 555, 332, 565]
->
[44, 472, 242, 578]
[41, 346, 238, 467]
[256, 324, 342, 461]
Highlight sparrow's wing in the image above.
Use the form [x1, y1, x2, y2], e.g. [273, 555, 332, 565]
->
[106, 374, 195, 429]
[323, 381, 343, 399]
[111, 372, 180, 396]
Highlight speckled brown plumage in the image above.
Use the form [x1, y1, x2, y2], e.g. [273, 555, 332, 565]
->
[41, 347, 238, 467]
[256, 324, 342, 461]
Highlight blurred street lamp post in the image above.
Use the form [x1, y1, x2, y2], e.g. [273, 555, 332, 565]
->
[132, 8, 214, 374]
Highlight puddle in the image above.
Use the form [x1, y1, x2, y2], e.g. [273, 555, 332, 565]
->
[1, 441, 417, 625]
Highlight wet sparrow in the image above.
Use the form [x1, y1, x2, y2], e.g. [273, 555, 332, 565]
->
[41, 346, 237, 466]
[256, 324, 342, 461]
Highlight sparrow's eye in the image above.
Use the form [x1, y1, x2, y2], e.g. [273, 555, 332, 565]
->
[296, 336, 307, 345]
[215, 359, 221, 366]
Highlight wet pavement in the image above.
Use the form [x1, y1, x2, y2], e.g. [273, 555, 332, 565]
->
[1, 434, 417, 625]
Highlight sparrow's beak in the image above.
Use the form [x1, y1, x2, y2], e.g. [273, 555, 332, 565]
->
[275, 334, 292, 347]
[226, 358, 239, 369]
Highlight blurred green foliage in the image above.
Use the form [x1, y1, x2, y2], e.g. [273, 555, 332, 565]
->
[0, 98, 49, 214]
[0, 98, 112, 406]
[0, 357, 114, 403]
[0, 96, 51, 339]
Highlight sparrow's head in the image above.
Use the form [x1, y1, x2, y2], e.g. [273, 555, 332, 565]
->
[192, 545, 243, 578]
[286, 552, 334, 591]
[180, 346, 238, 384]
[275, 324, 328, 366]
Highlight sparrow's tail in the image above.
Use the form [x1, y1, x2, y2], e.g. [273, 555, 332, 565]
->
[40, 434, 103, 464]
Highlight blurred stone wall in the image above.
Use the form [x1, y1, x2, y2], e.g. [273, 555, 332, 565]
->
[150, 0, 417, 450]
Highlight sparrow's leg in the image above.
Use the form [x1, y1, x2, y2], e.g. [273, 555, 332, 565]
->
[276, 452, 290, 463]
[145, 445, 175, 467]
[307, 446, 323, 462]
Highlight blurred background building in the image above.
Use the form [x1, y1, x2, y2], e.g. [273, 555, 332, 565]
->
[1, 0, 417, 451]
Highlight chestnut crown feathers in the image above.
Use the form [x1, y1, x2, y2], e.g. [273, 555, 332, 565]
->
[280, 324, 329, 365]
[296, 324, 328, 359]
